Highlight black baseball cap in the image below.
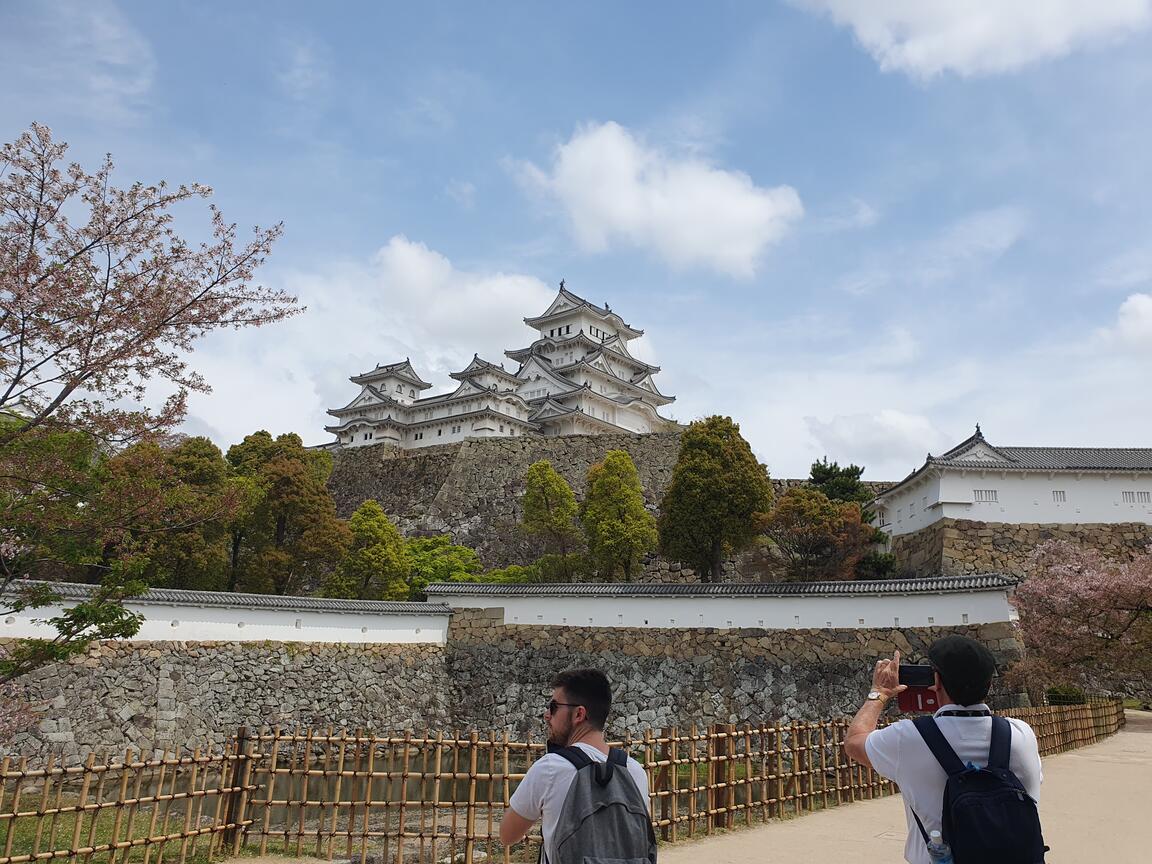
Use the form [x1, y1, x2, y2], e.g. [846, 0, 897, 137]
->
[928, 635, 997, 697]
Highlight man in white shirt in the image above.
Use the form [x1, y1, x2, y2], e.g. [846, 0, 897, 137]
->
[844, 635, 1043, 864]
[499, 668, 650, 864]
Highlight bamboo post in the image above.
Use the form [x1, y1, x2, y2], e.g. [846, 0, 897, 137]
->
[743, 726, 753, 828]
[687, 724, 697, 837]
[327, 730, 349, 860]
[295, 728, 314, 858]
[429, 732, 443, 864]
[314, 728, 333, 858]
[668, 727, 679, 842]
[714, 724, 730, 830]
[2, 757, 26, 860]
[355, 732, 373, 864]
[396, 730, 412, 864]
[68, 753, 97, 858]
[501, 731, 511, 864]
[83, 750, 110, 864]
[142, 750, 171, 864]
[31, 753, 55, 858]
[46, 753, 67, 856]
[419, 729, 431, 864]
[176, 747, 201, 864]
[774, 724, 784, 819]
[258, 729, 281, 856]
[0, 757, 10, 857]
[223, 729, 249, 852]
[464, 731, 479, 864]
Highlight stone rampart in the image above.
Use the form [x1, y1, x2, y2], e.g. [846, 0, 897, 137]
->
[8, 615, 1021, 761]
[891, 517, 1152, 576]
[7, 641, 452, 762]
[326, 432, 888, 572]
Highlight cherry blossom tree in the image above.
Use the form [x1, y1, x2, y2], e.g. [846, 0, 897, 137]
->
[1012, 540, 1152, 700]
[0, 123, 299, 676]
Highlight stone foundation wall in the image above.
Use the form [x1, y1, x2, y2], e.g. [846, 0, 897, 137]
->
[7, 641, 452, 762]
[445, 610, 1022, 736]
[891, 518, 1152, 576]
[6, 616, 1022, 761]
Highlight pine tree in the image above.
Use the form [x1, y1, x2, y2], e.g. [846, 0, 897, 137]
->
[658, 416, 772, 582]
[580, 450, 657, 581]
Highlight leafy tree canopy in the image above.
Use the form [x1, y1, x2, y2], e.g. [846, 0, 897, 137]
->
[322, 500, 407, 601]
[658, 416, 772, 582]
[580, 450, 657, 581]
[1013, 541, 1152, 701]
[759, 487, 872, 582]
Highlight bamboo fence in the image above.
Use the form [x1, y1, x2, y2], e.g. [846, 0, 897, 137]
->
[1, 699, 1126, 864]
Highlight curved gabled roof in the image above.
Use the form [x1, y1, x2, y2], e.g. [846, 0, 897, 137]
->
[876, 425, 1152, 501]
[524, 286, 644, 339]
[350, 359, 432, 390]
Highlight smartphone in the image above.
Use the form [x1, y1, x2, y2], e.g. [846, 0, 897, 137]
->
[898, 664, 935, 687]
[897, 664, 938, 713]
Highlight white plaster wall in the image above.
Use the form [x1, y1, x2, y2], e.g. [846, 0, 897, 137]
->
[436, 591, 1013, 629]
[882, 471, 1152, 536]
[2, 601, 449, 644]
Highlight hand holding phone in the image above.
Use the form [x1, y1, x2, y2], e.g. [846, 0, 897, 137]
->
[897, 663, 939, 713]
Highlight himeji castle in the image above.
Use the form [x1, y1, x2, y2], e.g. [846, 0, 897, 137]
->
[325, 283, 677, 449]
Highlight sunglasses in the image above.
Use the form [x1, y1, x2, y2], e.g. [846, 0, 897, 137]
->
[546, 700, 583, 715]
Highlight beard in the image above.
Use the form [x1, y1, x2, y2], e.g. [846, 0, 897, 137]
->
[547, 715, 572, 747]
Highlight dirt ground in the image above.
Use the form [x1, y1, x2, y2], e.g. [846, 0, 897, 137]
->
[223, 710, 1152, 864]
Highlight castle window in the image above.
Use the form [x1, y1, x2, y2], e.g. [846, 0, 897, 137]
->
[396, 384, 402, 392]
[566, 324, 571, 334]
[1140, 492, 1151, 504]
[410, 389, 415, 397]
[973, 489, 998, 503]
[1122, 491, 1136, 503]
[1052, 490, 1066, 503]
[437, 428, 442, 436]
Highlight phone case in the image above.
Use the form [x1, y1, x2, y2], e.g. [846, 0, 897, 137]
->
[897, 687, 940, 713]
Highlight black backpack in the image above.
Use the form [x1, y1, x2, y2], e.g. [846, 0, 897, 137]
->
[544, 745, 657, 864]
[912, 715, 1047, 864]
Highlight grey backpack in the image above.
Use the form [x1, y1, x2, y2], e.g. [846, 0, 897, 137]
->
[546, 746, 657, 864]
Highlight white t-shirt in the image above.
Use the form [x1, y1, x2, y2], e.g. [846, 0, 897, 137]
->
[509, 742, 650, 864]
[865, 705, 1043, 864]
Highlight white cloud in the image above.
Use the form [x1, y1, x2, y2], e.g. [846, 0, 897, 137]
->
[917, 206, 1028, 283]
[516, 121, 803, 278]
[181, 237, 554, 448]
[821, 197, 880, 232]
[0, 0, 155, 123]
[798, 0, 1152, 78]
[804, 410, 952, 471]
[276, 35, 330, 102]
[1100, 292, 1152, 348]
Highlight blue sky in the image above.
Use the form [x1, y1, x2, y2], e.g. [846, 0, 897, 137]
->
[3, 0, 1152, 480]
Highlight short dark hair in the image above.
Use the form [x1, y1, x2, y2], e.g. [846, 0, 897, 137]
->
[551, 668, 612, 729]
[928, 635, 997, 706]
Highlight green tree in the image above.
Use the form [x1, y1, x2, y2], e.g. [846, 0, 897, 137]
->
[406, 535, 484, 599]
[141, 437, 233, 591]
[226, 432, 350, 595]
[521, 460, 582, 580]
[323, 500, 409, 600]
[580, 450, 657, 581]
[658, 416, 772, 582]
[808, 458, 873, 507]
[759, 487, 873, 582]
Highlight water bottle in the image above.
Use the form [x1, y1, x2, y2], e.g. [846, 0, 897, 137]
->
[926, 830, 953, 864]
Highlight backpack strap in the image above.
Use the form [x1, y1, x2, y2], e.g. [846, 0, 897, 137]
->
[912, 715, 967, 776]
[548, 745, 595, 771]
[988, 716, 1012, 770]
